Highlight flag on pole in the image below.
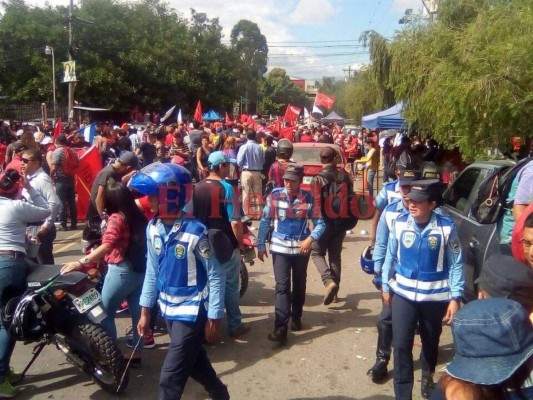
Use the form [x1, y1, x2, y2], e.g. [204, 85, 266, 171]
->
[194, 101, 203, 123]
[79, 123, 96, 144]
[52, 117, 62, 140]
[283, 104, 301, 125]
[312, 105, 324, 115]
[314, 92, 335, 109]
[177, 109, 183, 123]
[304, 107, 310, 120]
[75, 146, 102, 221]
[161, 105, 176, 123]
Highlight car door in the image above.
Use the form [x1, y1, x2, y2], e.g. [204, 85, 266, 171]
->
[442, 165, 498, 301]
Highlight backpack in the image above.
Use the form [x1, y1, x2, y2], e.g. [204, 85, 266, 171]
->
[62, 147, 79, 176]
[318, 169, 358, 231]
[471, 156, 533, 224]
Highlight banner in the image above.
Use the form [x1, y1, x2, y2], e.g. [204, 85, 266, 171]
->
[62, 61, 77, 83]
[52, 117, 62, 140]
[314, 92, 335, 109]
[283, 104, 301, 125]
[75, 146, 101, 221]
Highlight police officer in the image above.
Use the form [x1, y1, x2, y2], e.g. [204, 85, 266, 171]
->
[382, 179, 464, 400]
[132, 163, 229, 400]
[258, 164, 325, 345]
[367, 169, 418, 382]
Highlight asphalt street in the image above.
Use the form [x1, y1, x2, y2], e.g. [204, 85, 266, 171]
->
[10, 179, 454, 400]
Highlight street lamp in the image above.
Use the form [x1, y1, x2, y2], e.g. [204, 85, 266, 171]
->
[44, 45, 57, 121]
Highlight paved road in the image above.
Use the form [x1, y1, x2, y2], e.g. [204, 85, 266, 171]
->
[11, 214, 454, 400]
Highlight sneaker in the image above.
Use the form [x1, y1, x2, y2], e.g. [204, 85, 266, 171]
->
[229, 323, 251, 338]
[421, 374, 435, 399]
[323, 280, 339, 306]
[0, 380, 18, 398]
[6, 369, 21, 385]
[126, 334, 156, 349]
[116, 301, 129, 314]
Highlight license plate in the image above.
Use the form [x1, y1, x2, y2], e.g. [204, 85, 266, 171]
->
[303, 176, 312, 184]
[73, 288, 101, 313]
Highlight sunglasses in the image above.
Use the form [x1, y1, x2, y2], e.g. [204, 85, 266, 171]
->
[21, 158, 36, 164]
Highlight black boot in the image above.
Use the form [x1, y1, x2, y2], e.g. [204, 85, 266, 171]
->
[268, 328, 287, 345]
[421, 374, 435, 399]
[367, 322, 393, 382]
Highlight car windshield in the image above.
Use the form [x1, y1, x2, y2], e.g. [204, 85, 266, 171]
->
[292, 148, 342, 164]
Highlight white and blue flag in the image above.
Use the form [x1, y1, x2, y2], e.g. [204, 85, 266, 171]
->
[80, 123, 96, 144]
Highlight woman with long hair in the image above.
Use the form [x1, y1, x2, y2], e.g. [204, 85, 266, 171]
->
[222, 136, 239, 186]
[0, 169, 50, 397]
[196, 135, 211, 180]
[62, 182, 148, 365]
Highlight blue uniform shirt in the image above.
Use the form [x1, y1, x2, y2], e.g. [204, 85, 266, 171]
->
[374, 180, 401, 211]
[382, 211, 464, 301]
[257, 187, 325, 254]
[373, 199, 408, 274]
[139, 217, 225, 321]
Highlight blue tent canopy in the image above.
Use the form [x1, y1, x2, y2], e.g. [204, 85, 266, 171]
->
[361, 102, 406, 129]
[202, 109, 222, 121]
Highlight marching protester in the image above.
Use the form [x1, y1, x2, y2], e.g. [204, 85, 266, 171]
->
[20, 148, 60, 265]
[310, 146, 354, 305]
[193, 151, 250, 338]
[354, 139, 379, 198]
[131, 163, 229, 400]
[382, 179, 464, 400]
[0, 169, 50, 398]
[237, 129, 264, 218]
[267, 139, 293, 193]
[196, 135, 212, 180]
[50, 134, 79, 231]
[257, 164, 325, 345]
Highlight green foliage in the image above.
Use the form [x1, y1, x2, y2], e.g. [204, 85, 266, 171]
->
[258, 67, 307, 115]
[0, 0, 244, 114]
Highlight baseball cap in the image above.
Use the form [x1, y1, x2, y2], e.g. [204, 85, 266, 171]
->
[282, 164, 304, 181]
[398, 169, 419, 186]
[16, 129, 23, 137]
[350, 130, 357, 136]
[40, 136, 53, 145]
[118, 151, 139, 169]
[207, 151, 236, 169]
[446, 298, 533, 385]
[407, 179, 441, 202]
[475, 254, 533, 309]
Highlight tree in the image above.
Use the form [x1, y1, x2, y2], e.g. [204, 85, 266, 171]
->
[258, 68, 307, 115]
[230, 20, 268, 112]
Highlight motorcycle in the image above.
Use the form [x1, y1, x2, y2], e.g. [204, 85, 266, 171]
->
[240, 218, 257, 297]
[2, 259, 129, 394]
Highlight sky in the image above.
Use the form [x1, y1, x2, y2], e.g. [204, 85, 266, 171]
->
[27, 0, 426, 80]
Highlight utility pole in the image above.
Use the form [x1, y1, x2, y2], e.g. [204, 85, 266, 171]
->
[343, 66, 353, 80]
[68, 0, 74, 122]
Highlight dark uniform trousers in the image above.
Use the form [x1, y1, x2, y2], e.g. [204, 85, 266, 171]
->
[55, 175, 77, 228]
[273, 253, 309, 330]
[392, 294, 448, 400]
[310, 221, 346, 287]
[159, 306, 229, 400]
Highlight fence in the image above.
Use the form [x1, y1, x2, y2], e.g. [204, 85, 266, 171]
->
[0, 103, 68, 123]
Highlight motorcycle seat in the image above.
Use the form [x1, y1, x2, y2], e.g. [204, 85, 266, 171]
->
[26, 262, 87, 289]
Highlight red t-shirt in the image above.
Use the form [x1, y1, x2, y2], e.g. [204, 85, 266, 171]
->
[102, 213, 130, 264]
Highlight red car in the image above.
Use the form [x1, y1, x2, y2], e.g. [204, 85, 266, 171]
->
[291, 143, 351, 191]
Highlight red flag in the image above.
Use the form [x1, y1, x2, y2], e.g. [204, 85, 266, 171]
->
[53, 117, 62, 140]
[314, 92, 335, 109]
[280, 126, 295, 142]
[283, 104, 301, 125]
[240, 114, 249, 124]
[194, 101, 203, 123]
[75, 146, 102, 220]
[225, 112, 233, 125]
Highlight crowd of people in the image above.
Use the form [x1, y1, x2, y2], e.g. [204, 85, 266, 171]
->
[0, 116, 531, 400]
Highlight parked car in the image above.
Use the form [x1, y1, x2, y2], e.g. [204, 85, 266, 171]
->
[441, 159, 516, 301]
[291, 142, 351, 191]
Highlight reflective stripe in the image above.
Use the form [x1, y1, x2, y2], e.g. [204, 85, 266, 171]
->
[270, 236, 301, 254]
[161, 304, 201, 317]
[390, 280, 451, 302]
[395, 274, 449, 291]
[159, 291, 203, 304]
[175, 231, 200, 286]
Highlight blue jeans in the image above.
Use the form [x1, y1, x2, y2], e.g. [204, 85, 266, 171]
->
[367, 169, 376, 199]
[216, 248, 242, 332]
[100, 262, 144, 349]
[0, 255, 27, 380]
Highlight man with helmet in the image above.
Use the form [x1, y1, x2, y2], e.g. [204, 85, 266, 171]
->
[267, 139, 294, 193]
[132, 163, 229, 400]
[366, 169, 418, 382]
[310, 146, 354, 305]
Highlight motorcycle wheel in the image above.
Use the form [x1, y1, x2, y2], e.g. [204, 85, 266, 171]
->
[240, 260, 249, 298]
[66, 322, 129, 394]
